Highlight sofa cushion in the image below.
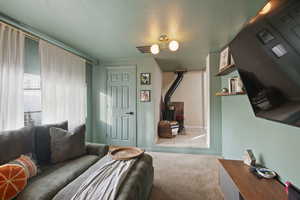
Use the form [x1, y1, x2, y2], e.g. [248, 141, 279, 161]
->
[0, 127, 35, 164]
[35, 121, 68, 164]
[50, 125, 86, 164]
[16, 155, 99, 200]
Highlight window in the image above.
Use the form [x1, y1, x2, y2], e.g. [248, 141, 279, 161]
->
[23, 73, 42, 126]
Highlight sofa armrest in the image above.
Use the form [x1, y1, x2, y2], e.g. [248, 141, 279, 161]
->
[115, 153, 154, 200]
[86, 143, 109, 158]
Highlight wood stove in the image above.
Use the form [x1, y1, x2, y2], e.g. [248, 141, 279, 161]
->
[158, 69, 187, 138]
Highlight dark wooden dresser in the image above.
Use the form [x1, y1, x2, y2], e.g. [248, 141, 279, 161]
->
[218, 159, 288, 200]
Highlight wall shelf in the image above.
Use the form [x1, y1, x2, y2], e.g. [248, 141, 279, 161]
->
[216, 64, 236, 76]
[216, 91, 246, 96]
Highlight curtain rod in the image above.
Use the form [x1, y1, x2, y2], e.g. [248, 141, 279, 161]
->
[0, 13, 98, 65]
[0, 21, 39, 41]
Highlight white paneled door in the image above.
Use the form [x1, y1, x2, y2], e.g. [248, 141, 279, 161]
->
[106, 66, 137, 146]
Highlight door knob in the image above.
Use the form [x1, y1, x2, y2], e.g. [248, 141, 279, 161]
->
[125, 112, 134, 115]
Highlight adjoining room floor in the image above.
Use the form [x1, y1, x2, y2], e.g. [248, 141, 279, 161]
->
[149, 152, 223, 200]
[156, 128, 208, 148]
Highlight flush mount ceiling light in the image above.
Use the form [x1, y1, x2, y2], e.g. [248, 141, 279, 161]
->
[169, 40, 179, 51]
[150, 34, 179, 55]
[136, 35, 180, 55]
[150, 44, 160, 55]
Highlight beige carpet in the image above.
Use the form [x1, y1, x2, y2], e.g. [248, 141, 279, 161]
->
[149, 152, 224, 200]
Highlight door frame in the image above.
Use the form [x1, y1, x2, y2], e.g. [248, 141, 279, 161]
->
[105, 65, 137, 146]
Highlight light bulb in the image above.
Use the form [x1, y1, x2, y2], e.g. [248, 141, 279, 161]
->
[259, 2, 272, 15]
[169, 40, 179, 51]
[150, 44, 160, 55]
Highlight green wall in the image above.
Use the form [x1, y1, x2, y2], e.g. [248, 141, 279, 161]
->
[221, 71, 300, 186]
[207, 53, 222, 155]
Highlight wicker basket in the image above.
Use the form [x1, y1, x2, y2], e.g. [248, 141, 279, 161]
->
[158, 121, 179, 138]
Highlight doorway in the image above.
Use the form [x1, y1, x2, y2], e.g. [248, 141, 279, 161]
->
[156, 70, 209, 148]
[106, 66, 137, 146]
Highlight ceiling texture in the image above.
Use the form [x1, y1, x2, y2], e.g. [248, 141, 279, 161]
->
[0, 0, 266, 71]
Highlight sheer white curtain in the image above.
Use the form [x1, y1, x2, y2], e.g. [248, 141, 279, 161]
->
[39, 41, 86, 129]
[0, 24, 25, 131]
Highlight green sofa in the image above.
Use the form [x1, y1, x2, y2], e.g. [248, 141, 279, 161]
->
[0, 122, 153, 200]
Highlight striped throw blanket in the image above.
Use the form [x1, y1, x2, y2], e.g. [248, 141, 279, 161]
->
[71, 155, 136, 200]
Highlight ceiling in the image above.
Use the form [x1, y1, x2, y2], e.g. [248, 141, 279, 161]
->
[0, 0, 266, 71]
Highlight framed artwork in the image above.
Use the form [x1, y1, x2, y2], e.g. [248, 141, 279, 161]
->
[229, 77, 237, 93]
[219, 47, 230, 70]
[140, 90, 151, 102]
[228, 77, 244, 93]
[140, 73, 151, 85]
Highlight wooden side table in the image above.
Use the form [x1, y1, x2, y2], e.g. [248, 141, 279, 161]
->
[218, 159, 287, 200]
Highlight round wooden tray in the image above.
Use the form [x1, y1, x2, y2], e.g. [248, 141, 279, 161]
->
[110, 147, 145, 160]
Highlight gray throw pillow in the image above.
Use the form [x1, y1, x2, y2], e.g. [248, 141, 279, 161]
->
[35, 121, 68, 164]
[0, 126, 35, 165]
[50, 124, 86, 164]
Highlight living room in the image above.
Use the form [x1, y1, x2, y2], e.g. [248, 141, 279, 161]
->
[1, 0, 300, 200]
